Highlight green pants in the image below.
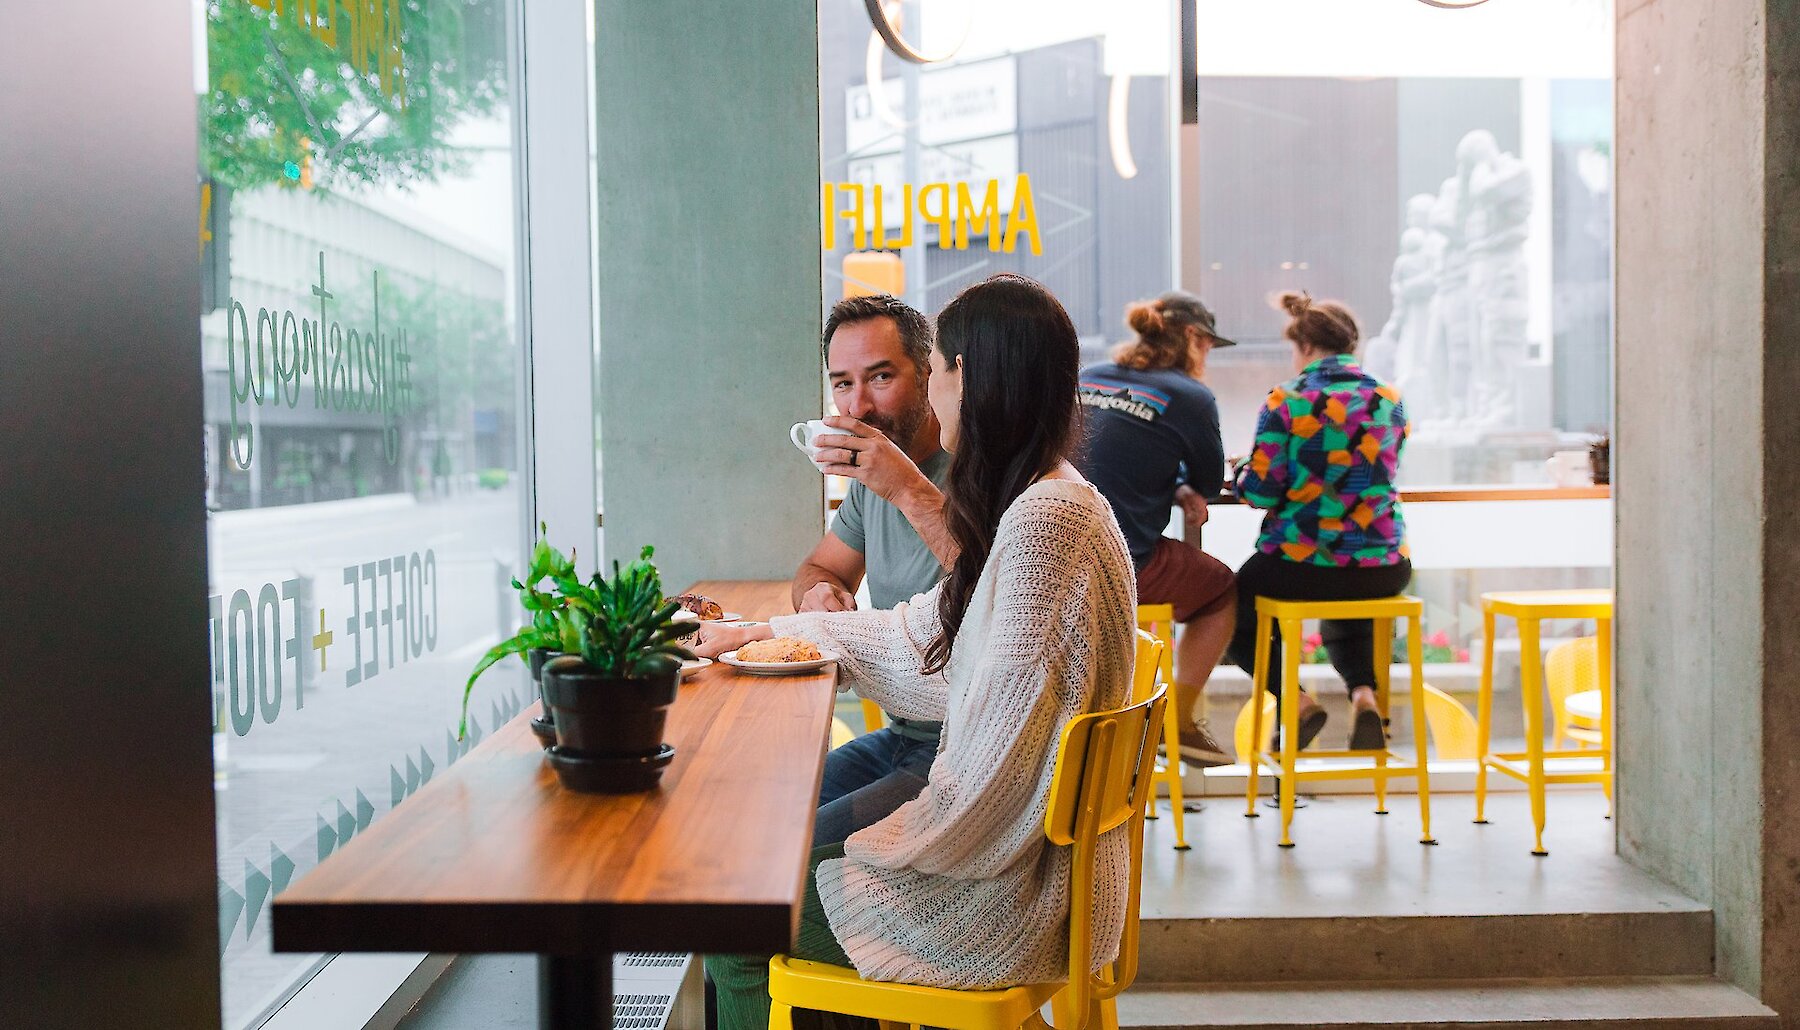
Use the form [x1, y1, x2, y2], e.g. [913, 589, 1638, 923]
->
[706, 843, 871, 1030]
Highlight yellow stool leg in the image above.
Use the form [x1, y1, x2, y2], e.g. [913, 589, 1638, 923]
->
[1474, 607, 1496, 825]
[1143, 621, 1161, 824]
[1520, 617, 1549, 856]
[1371, 617, 1393, 815]
[1278, 617, 1302, 848]
[770, 1002, 794, 1030]
[1408, 612, 1436, 845]
[1097, 995, 1120, 1030]
[1245, 611, 1271, 819]
[1162, 683, 1190, 849]
[1598, 614, 1615, 819]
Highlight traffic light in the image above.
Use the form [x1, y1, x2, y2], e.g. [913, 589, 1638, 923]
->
[282, 137, 314, 190]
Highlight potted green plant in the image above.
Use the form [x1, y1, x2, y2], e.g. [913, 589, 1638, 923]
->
[540, 546, 696, 793]
[462, 526, 583, 750]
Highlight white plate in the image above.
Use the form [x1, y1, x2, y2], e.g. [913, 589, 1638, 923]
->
[719, 648, 840, 675]
[671, 608, 741, 623]
[679, 657, 713, 678]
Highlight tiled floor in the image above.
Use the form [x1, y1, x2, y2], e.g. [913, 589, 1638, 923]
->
[1138, 789, 1703, 919]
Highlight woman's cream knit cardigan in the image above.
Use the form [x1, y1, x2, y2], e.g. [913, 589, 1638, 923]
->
[769, 479, 1139, 989]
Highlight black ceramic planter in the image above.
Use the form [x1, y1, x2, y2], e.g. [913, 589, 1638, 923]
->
[540, 657, 681, 792]
[527, 648, 561, 749]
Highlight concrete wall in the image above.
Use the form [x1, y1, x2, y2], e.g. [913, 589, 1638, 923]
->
[1616, 0, 1800, 1015]
[593, 0, 824, 590]
[1761, 5, 1800, 1016]
[0, 2, 220, 1026]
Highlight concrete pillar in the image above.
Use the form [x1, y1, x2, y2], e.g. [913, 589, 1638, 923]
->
[593, 0, 824, 590]
[1616, 0, 1800, 1016]
[0, 3, 219, 1027]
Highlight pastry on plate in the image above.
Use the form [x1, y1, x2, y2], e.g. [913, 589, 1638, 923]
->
[671, 593, 724, 620]
[736, 636, 823, 663]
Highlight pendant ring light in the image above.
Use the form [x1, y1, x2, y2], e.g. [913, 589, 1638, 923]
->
[863, 0, 972, 64]
[1415, 0, 1493, 7]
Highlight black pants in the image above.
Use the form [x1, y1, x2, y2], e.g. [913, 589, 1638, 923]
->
[1226, 551, 1414, 695]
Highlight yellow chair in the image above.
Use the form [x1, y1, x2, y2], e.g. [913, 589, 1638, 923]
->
[860, 698, 886, 736]
[1474, 590, 1614, 855]
[1563, 689, 1604, 743]
[1546, 636, 1603, 748]
[768, 676, 1169, 1030]
[1243, 595, 1436, 848]
[830, 718, 857, 750]
[1134, 605, 1190, 850]
[1418, 684, 1480, 761]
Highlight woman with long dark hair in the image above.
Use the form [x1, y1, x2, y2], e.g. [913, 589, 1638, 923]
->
[691, 274, 1139, 1030]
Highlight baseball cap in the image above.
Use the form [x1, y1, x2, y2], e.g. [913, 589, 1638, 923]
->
[1156, 290, 1237, 348]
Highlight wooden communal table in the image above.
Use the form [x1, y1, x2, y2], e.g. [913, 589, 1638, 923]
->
[272, 580, 828, 1030]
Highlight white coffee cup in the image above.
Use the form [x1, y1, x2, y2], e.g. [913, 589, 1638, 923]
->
[790, 420, 833, 456]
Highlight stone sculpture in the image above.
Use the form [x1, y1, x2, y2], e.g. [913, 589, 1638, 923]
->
[1458, 129, 1532, 427]
[1374, 193, 1444, 415]
[1424, 174, 1472, 425]
[1393, 130, 1533, 430]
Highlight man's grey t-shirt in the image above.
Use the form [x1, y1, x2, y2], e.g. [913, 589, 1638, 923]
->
[829, 448, 952, 742]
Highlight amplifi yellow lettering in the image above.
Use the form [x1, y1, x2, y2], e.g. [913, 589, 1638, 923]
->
[822, 174, 1041, 256]
[246, 0, 407, 107]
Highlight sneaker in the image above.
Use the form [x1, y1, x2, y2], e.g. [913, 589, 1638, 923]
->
[1177, 721, 1232, 767]
[1349, 704, 1386, 751]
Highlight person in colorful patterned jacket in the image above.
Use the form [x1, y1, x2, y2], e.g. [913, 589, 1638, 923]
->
[1226, 291, 1411, 752]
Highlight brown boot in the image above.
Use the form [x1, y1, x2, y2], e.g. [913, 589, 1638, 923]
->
[1177, 720, 1232, 767]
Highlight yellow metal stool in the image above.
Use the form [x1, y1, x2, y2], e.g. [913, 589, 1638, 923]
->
[768, 679, 1170, 1030]
[1474, 589, 1614, 856]
[1243, 595, 1436, 848]
[1135, 605, 1190, 850]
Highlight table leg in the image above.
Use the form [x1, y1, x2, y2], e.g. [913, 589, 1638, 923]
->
[540, 953, 612, 1030]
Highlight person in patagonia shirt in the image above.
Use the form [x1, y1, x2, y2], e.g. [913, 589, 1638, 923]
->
[1075, 291, 1239, 767]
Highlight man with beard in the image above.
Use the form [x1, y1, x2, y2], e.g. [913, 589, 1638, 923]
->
[791, 293, 953, 847]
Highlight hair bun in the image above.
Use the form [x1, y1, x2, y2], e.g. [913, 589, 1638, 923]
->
[1277, 291, 1313, 318]
[1126, 300, 1166, 337]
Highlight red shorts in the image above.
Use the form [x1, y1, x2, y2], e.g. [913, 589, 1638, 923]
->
[1137, 537, 1235, 623]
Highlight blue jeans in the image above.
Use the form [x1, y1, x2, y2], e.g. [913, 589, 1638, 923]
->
[813, 726, 936, 847]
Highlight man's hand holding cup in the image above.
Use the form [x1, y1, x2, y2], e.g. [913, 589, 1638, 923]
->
[809, 415, 931, 506]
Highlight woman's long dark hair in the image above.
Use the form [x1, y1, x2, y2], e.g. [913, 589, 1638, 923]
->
[923, 274, 1081, 674]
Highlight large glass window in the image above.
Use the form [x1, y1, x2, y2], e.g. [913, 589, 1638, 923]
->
[1191, 0, 1614, 485]
[197, 2, 528, 1024]
[820, 1, 1174, 363]
[1188, 0, 1615, 732]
